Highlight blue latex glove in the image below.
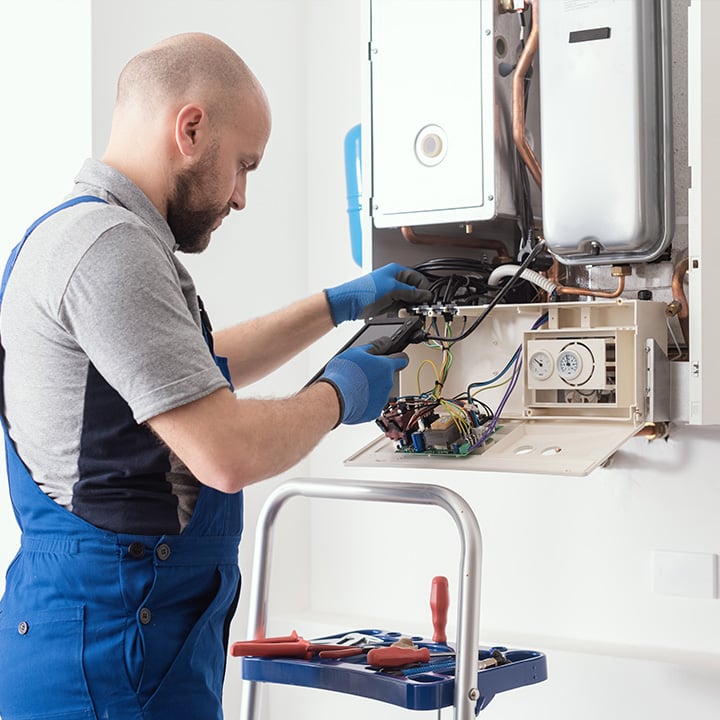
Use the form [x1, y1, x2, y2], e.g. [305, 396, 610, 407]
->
[319, 338, 409, 425]
[324, 263, 432, 325]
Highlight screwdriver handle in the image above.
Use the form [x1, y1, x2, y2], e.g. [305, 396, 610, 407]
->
[253, 631, 299, 643]
[366, 646, 431, 668]
[430, 575, 449, 644]
[230, 640, 309, 658]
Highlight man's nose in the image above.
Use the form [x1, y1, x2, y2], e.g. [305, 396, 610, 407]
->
[230, 174, 247, 211]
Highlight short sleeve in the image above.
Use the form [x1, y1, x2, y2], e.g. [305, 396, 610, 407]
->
[58, 223, 229, 423]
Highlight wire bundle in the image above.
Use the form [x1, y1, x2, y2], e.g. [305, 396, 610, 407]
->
[377, 312, 548, 455]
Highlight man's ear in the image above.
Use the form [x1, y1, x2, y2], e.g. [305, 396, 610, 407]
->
[175, 104, 206, 157]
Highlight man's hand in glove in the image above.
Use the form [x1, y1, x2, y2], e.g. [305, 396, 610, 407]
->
[324, 263, 432, 325]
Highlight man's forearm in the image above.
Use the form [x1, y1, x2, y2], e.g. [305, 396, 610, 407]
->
[212, 292, 334, 386]
[148, 381, 340, 493]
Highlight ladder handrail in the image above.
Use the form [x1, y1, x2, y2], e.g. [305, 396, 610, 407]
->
[239, 478, 483, 720]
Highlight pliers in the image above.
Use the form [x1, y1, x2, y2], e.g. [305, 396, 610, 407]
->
[230, 631, 454, 669]
[230, 631, 356, 660]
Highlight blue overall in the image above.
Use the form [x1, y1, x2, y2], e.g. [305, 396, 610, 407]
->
[0, 197, 243, 720]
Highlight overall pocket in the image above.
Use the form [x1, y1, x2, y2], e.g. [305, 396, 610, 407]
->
[0, 605, 96, 720]
[140, 564, 240, 720]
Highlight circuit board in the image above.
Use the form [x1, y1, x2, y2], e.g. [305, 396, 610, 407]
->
[377, 397, 501, 457]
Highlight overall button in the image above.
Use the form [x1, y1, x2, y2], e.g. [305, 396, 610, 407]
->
[128, 542, 145, 559]
[17, 621, 29, 635]
[155, 543, 171, 561]
[139, 608, 152, 625]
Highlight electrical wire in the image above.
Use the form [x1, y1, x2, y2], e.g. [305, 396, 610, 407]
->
[414, 258, 497, 307]
[423, 239, 547, 345]
[468, 346, 524, 451]
[466, 349, 520, 398]
[379, 312, 549, 453]
[466, 311, 548, 450]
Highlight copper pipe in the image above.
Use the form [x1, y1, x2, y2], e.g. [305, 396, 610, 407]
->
[634, 422, 669, 441]
[512, 0, 542, 189]
[546, 258, 626, 299]
[547, 258, 560, 286]
[670, 258, 689, 346]
[400, 226, 513, 263]
[555, 275, 625, 299]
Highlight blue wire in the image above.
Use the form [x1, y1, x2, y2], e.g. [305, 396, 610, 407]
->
[466, 313, 548, 393]
[467, 313, 549, 451]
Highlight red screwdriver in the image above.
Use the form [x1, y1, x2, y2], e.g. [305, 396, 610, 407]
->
[362, 577, 452, 669]
[431, 575, 449, 644]
[365, 645, 455, 668]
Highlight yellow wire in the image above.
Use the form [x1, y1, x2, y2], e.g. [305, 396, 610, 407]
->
[438, 399, 472, 436]
[435, 321, 454, 395]
[471, 377, 512, 395]
[416, 359, 441, 395]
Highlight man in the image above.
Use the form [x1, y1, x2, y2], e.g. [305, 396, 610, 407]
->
[0, 33, 430, 720]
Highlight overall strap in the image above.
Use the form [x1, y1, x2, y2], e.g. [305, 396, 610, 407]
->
[0, 195, 108, 303]
[0, 195, 109, 422]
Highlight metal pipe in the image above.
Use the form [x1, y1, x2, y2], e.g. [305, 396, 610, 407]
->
[239, 478, 483, 720]
[547, 258, 627, 299]
[556, 274, 625, 299]
[634, 422, 669, 441]
[512, 0, 542, 189]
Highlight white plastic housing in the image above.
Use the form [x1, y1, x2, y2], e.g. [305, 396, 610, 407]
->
[347, 300, 668, 476]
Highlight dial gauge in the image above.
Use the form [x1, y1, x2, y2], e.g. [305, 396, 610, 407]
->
[529, 350, 553, 380]
[557, 348, 582, 381]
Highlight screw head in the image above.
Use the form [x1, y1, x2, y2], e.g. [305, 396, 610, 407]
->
[468, 688, 480, 701]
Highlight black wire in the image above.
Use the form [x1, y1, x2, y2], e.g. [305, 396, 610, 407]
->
[414, 257, 496, 276]
[423, 240, 547, 345]
[417, 261, 497, 307]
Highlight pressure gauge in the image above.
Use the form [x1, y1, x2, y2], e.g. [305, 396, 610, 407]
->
[556, 342, 595, 386]
[528, 350, 554, 380]
[557, 348, 582, 381]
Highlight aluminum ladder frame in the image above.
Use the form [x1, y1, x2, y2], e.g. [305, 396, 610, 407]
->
[239, 478, 483, 720]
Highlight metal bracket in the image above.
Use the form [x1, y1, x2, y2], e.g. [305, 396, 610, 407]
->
[238, 478, 483, 720]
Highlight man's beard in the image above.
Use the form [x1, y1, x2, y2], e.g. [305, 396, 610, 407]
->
[166, 156, 228, 254]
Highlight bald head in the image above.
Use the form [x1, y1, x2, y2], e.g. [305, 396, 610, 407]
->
[115, 32, 262, 124]
[103, 33, 271, 228]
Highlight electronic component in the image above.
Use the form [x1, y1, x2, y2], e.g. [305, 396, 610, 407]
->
[376, 396, 493, 457]
[348, 300, 669, 475]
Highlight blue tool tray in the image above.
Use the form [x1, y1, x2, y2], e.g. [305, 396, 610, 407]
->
[240, 629, 547, 713]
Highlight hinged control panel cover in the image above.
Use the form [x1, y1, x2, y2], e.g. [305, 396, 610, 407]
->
[346, 300, 668, 476]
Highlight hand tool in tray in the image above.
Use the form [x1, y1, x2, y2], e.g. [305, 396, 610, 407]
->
[238, 627, 547, 713]
[234, 576, 548, 713]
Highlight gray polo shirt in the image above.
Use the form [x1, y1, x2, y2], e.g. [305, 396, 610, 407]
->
[0, 159, 230, 534]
